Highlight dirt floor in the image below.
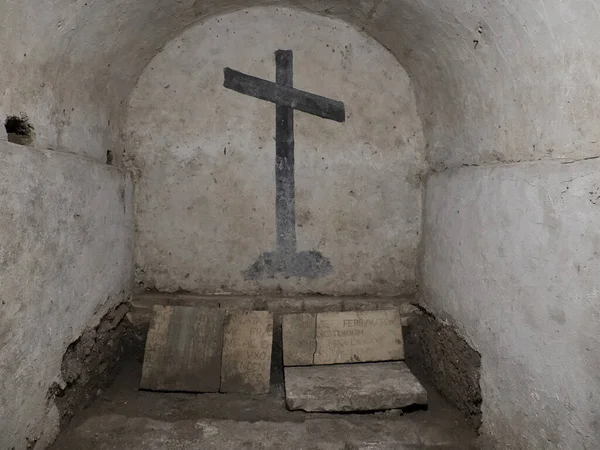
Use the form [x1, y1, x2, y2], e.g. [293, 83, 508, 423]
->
[49, 358, 479, 449]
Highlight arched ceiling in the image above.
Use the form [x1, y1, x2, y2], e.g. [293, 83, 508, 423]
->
[1, 0, 598, 168]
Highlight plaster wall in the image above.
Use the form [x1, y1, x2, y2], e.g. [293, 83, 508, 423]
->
[0, 0, 599, 448]
[125, 7, 426, 295]
[2, 0, 599, 169]
[0, 141, 134, 449]
[422, 160, 600, 449]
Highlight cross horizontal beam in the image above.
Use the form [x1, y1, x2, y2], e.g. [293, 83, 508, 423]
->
[224, 68, 345, 123]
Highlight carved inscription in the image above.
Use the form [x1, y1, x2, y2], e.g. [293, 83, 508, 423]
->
[313, 309, 404, 365]
[220, 311, 273, 394]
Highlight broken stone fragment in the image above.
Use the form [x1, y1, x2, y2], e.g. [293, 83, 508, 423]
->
[284, 362, 427, 412]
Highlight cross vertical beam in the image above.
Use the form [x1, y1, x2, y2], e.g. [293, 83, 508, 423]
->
[223, 50, 345, 279]
[275, 50, 296, 257]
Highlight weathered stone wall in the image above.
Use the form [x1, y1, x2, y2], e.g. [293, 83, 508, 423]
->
[0, 141, 134, 449]
[125, 8, 425, 296]
[48, 302, 137, 429]
[422, 159, 600, 449]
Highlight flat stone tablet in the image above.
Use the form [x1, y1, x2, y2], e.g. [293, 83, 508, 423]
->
[314, 309, 404, 364]
[282, 313, 316, 366]
[282, 309, 404, 366]
[284, 362, 427, 412]
[220, 311, 273, 394]
[140, 305, 224, 392]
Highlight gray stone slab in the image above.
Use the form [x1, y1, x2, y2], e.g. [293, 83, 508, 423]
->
[314, 309, 404, 364]
[221, 311, 273, 394]
[282, 313, 316, 366]
[140, 305, 224, 392]
[284, 362, 427, 412]
[282, 309, 404, 366]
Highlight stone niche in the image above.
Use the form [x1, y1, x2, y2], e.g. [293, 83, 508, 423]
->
[125, 6, 426, 296]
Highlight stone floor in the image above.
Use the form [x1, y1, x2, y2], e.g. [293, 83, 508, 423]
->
[50, 360, 479, 449]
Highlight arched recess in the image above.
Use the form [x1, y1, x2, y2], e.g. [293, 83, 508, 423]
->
[124, 7, 426, 296]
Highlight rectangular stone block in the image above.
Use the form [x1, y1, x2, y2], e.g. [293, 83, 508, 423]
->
[140, 305, 224, 392]
[220, 310, 273, 394]
[282, 309, 404, 366]
[282, 313, 316, 366]
[284, 362, 427, 412]
[314, 309, 404, 364]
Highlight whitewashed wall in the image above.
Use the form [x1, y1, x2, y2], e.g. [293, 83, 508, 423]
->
[0, 141, 134, 449]
[422, 160, 600, 449]
[125, 7, 425, 295]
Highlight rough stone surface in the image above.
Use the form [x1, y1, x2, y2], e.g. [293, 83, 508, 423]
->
[221, 311, 273, 394]
[404, 308, 482, 428]
[126, 7, 425, 296]
[52, 415, 475, 450]
[284, 362, 427, 412]
[48, 303, 136, 428]
[0, 140, 134, 450]
[140, 306, 224, 392]
[49, 360, 478, 449]
[422, 159, 600, 449]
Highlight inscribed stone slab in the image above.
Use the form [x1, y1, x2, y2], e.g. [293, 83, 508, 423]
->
[282, 313, 316, 366]
[140, 305, 224, 392]
[313, 309, 404, 364]
[284, 362, 427, 412]
[220, 311, 273, 394]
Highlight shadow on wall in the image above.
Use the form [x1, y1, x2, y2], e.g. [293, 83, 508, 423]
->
[4, 114, 35, 146]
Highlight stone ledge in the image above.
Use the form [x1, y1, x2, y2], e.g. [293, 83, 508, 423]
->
[130, 293, 417, 328]
[284, 362, 427, 412]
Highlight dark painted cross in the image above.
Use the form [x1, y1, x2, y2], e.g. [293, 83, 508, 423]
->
[224, 50, 345, 279]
